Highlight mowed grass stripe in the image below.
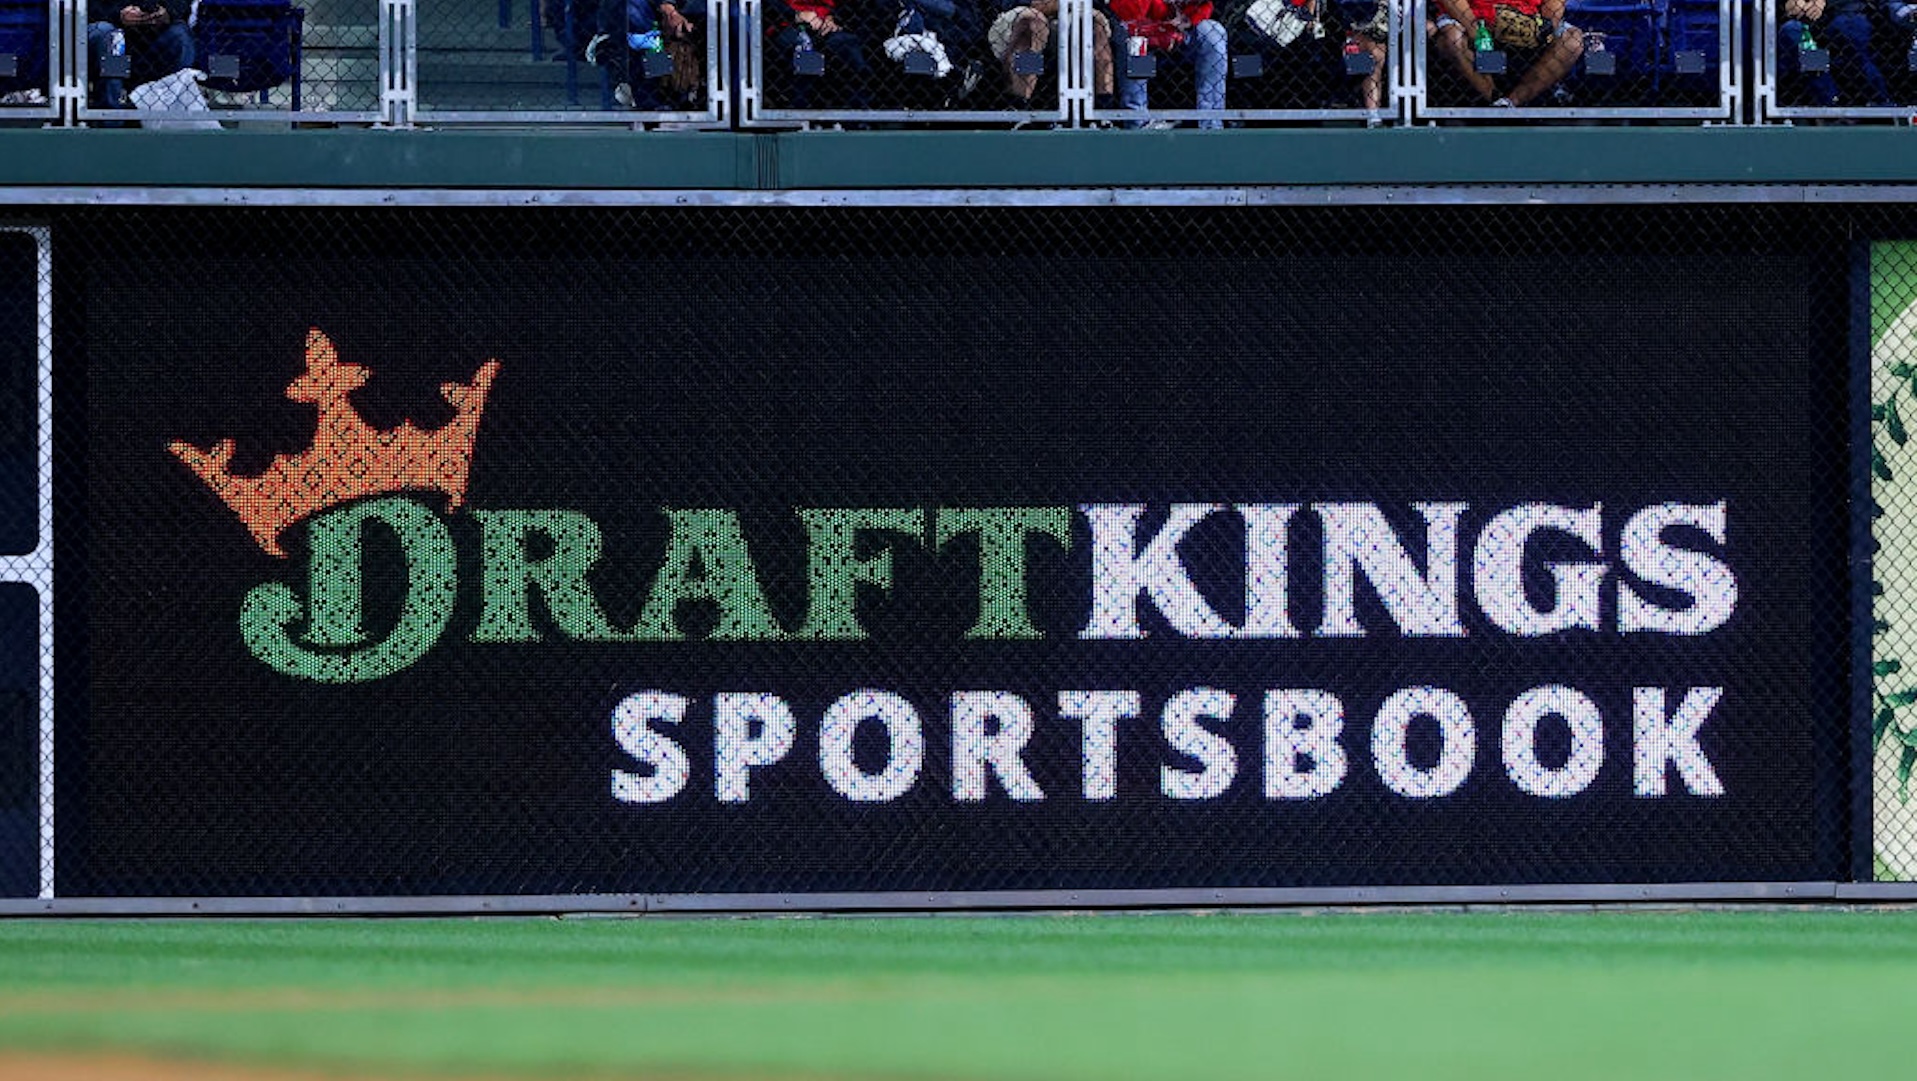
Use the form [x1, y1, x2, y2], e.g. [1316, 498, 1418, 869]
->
[0, 911, 1912, 1081]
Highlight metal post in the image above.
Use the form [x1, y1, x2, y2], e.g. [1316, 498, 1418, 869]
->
[381, 0, 416, 127]
[52, 0, 84, 126]
[1062, 0, 1090, 127]
[0, 228, 55, 900]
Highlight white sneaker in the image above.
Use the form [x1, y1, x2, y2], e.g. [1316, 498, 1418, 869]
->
[613, 82, 634, 109]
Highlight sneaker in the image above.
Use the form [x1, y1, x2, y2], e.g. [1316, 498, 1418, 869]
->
[613, 82, 634, 108]
[959, 60, 985, 102]
[1141, 118, 1178, 129]
[1492, 97, 1515, 107]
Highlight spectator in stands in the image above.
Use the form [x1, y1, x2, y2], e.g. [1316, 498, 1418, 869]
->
[988, 0, 1117, 112]
[767, 0, 875, 109]
[1111, 0, 1227, 127]
[591, 0, 706, 111]
[872, 0, 988, 109]
[1777, 0, 1896, 108]
[1431, 0, 1580, 108]
[545, 0, 598, 61]
[1349, 0, 1389, 111]
[86, 0, 195, 109]
[1223, 0, 1387, 112]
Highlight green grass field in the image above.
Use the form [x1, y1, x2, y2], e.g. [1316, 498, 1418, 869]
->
[1, 910, 1914, 1080]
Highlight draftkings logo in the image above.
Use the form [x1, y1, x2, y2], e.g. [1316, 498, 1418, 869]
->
[171, 329, 1738, 806]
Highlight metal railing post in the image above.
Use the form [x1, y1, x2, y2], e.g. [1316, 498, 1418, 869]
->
[51, 0, 83, 126]
[381, 0, 416, 127]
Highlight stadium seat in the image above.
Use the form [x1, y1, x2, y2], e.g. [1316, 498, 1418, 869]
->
[1659, 0, 1720, 105]
[193, 1, 305, 110]
[0, 0, 49, 101]
[1563, 0, 1659, 104]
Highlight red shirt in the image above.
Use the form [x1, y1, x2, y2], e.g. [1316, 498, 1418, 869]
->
[1467, 0, 1541, 17]
[1108, 0, 1215, 26]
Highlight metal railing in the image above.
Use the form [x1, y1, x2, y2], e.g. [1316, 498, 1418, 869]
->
[741, 0, 1073, 127]
[15, 0, 1917, 126]
[1756, 0, 1917, 122]
[0, 0, 60, 120]
[1084, 0, 1406, 129]
[1411, 0, 1740, 123]
[73, 0, 383, 126]
[409, 0, 727, 126]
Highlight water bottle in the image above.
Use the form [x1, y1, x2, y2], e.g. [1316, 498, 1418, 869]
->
[794, 28, 814, 64]
[629, 29, 663, 52]
[109, 28, 127, 59]
[1473, 21, 1494, 51]
[1799, 26, 1818, 52]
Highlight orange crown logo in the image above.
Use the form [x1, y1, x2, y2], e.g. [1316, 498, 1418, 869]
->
[169, 328, 502, 558]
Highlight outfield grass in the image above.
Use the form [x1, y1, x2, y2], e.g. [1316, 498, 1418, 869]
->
[0, 910, 1914, 1080]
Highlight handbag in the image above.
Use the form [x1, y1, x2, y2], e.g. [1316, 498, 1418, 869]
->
[1246, 0, 1318, 48]
[1490, 4, 1551, 49]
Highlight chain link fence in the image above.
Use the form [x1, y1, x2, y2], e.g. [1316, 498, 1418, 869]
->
[1757, 0, 1917, 120]
[0, 201, 1898, 903]
[17, 1, 1917, 125]
[1869, 238, 1917, 886]
[73, 0, 382, 124]
[0, 227, 47, 903]
[411, 0, 726, 123]
[1412, 0, 1737, 120]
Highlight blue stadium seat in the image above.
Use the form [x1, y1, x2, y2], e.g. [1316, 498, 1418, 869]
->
[0, 0, 49, 100]
[193, 1, 305, 110]
[1660, 0, 1720, 105]
[1563, 0, 1660, 104]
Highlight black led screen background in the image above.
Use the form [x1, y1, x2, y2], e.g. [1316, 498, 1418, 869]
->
[0, 231, 35, 558]
[49, 205, 1855, 898]
[0, 231, 37, 899]
[0, 583, 33, 900]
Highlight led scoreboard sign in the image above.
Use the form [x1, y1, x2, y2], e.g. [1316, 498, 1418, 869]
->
[59, 211, 1850, 900]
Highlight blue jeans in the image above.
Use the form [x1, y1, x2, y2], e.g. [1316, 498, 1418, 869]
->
[1779, 13, 1891, 108]
[771, 25, 871, 110]
[88, 21, 196, 108]
[1121, 18, 1226, 128]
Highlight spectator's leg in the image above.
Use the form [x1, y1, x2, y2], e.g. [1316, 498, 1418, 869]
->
[1091, 12, 1116, 101]
[818, 29, 870, 110]
[771, 25, 816, 109]
[148, 23, 196, 78]
[1005, 9, 1048, 103]
[624, 48, 669, 109]
[1359, 37, 1387, 110]
[1828, 11, 1893, 106]
[86, 22, 125, 109]
[1506, 22, 1580, 105]
[1190, 18, 1226, 126]
[1433, 20, 1496, 102]
[1779, 19, 1840, 106]
[598, 30, 633, 101]
[1119, 32, 1150, 121]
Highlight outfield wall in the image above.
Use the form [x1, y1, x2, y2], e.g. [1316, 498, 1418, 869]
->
[0, 198, 1913, 911]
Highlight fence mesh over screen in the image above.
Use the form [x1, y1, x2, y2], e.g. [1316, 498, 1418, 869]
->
[4, 203, 1905, 899]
